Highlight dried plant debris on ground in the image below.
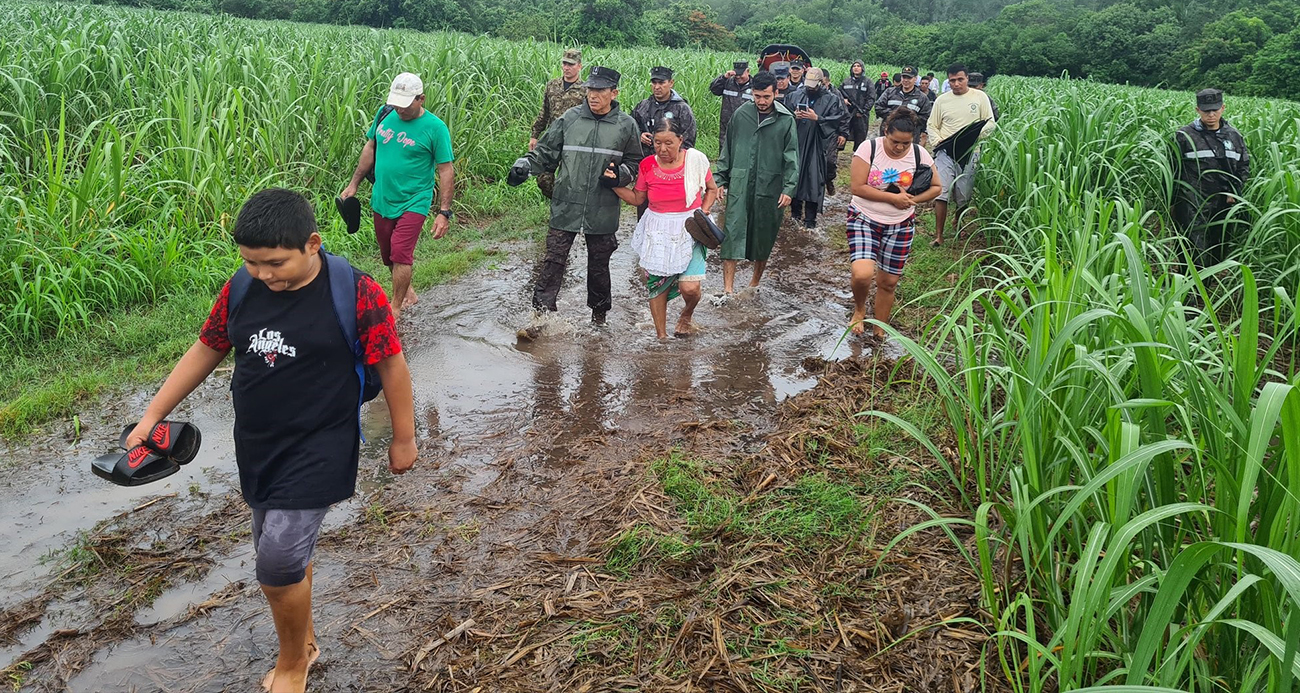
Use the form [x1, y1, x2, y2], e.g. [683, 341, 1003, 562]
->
[2, 492, 248, 690]
[395, 357, 999, 693]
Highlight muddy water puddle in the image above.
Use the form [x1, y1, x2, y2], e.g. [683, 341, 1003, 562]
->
[5, 201, 877, 689]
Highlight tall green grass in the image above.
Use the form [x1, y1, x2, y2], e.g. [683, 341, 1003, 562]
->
[876, 78, 1300, 691]
[0, 1, 856, 345]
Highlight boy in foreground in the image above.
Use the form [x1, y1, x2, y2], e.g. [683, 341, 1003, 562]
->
[125, 188, 417, 693]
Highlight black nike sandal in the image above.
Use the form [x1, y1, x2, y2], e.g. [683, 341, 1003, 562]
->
[92, 445, 181, 486]
[119, 421, 203, 465]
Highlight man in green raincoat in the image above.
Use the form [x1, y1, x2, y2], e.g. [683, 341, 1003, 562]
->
[715, 70, 799, 295]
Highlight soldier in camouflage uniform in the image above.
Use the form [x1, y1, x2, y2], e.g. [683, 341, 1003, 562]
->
[529, 49, 588, 198]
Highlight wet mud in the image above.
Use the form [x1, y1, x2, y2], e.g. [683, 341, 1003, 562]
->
[1, 174, 983, 692]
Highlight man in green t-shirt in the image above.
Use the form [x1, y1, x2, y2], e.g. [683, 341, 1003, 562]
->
[341, 72, 456, 322]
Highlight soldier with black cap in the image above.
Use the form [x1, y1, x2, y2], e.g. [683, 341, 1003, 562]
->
[632, 66, 698, 218]
[710, 60, 753, 149]
[633, 66, 698, 156]
[772, 61, 794, 104]
[1172, 87, 1251, 267]
[506, 66, 644, 325]
[529, 48, 588, 199]
[789, 60, 806, 89]
[874, 66, 931, 141]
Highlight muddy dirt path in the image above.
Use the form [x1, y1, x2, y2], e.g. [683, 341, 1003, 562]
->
[0, 180, 927, 691]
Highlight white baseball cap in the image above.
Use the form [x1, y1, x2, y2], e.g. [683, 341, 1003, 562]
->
[387, 72, 423, 108]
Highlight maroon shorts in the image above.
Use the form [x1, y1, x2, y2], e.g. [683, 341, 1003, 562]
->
[373, 212, 425, 267]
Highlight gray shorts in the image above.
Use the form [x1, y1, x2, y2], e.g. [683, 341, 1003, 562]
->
[251, 507, 329, 587]
[935, 150, 978, 208]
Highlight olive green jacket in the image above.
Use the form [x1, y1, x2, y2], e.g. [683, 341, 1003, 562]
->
[524, 101, 643, 235]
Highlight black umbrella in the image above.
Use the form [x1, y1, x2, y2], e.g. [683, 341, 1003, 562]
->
[757, 44, 813, 72]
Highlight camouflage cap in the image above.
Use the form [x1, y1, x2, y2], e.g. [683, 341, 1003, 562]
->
[562, 49, 581, 65]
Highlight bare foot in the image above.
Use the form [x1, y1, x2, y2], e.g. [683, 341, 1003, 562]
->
[673, 317, 693, 337]
[402, 290, 419, 309]
[872, 327, 888, 339]
[850, 311, 866, 335]
[262, 643, 319, 693]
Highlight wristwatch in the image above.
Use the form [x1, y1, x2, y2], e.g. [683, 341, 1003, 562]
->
[437, 209, 453, 219]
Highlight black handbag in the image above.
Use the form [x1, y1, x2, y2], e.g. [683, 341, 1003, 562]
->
[870, 140, 932, 195]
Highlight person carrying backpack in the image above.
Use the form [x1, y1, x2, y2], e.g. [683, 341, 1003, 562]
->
[845, 110, 941, 338]
[123, 189, 417, 693]
[339, 72, 456, 322]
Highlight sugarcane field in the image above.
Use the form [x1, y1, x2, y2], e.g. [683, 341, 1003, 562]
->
[3, 1, 1300, 691]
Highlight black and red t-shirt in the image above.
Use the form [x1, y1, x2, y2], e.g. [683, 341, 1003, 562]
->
[200, 258, 400, 509]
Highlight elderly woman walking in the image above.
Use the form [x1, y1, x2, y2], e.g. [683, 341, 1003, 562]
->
[609, 119, 719, 338]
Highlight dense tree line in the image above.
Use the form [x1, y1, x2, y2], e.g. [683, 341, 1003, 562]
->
[91, 0, 1299, 100]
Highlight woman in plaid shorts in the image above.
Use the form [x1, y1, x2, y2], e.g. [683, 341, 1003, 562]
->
[846, 109, 941, 337]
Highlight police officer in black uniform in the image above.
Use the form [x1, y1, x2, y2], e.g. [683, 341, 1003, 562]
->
[710, 61, 753, 150]
[1172, 88, 1250, 267]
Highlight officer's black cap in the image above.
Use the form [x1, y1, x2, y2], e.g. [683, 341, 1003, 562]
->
[733, 60, 748, 72]
[585, 66, 621, 89]
[650, 66, 674, 81]
[1196, 88, 1224, 111]
[901, 66, 918, 78]
[772, 61, 791, 78]
[791, 60, 806, 69]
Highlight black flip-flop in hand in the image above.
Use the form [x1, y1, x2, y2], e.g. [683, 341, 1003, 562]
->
[335, 195, 361, 234]
[92, 421, 203, 487]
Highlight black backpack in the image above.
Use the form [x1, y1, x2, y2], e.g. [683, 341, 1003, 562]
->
[869, 139, 933, 195]
[364, 105, 396, 184]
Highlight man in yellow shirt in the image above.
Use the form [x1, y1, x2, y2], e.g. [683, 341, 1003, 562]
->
[927, 64, 996, 246]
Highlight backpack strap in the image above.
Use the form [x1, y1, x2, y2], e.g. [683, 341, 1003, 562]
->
[322, 250, 370, 442]
[226, 266, 254, 342]
[913, 143, 922, 176]
[869, 138, 876, 163]
[370, 104, 395, 141]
